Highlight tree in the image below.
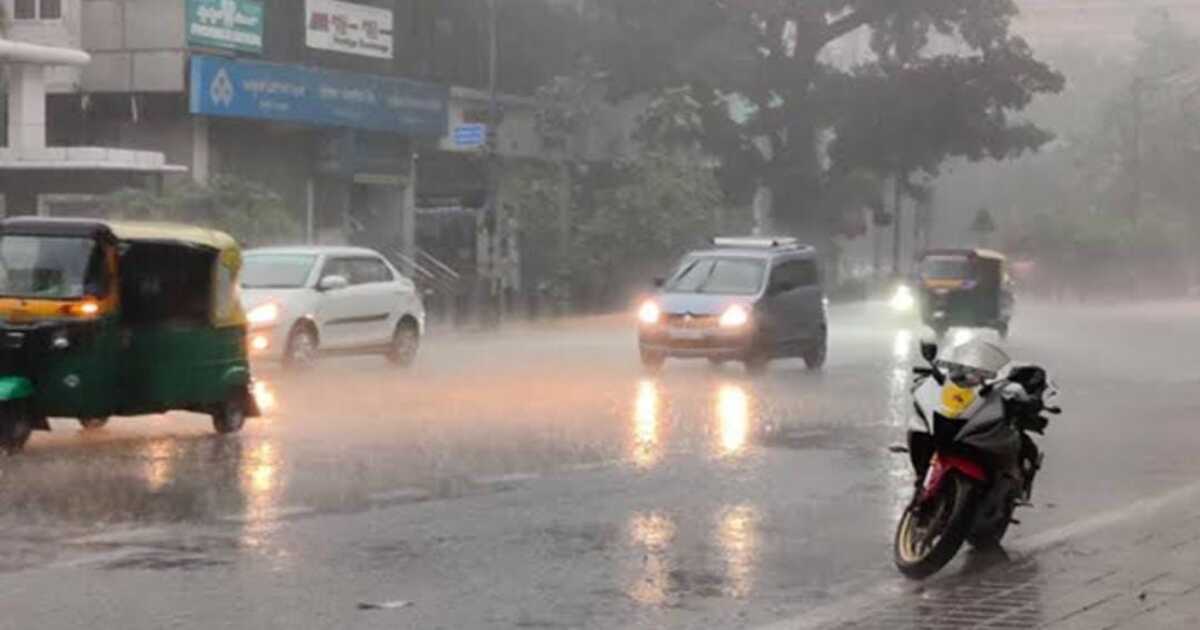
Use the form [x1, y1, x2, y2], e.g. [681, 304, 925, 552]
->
[970, 207, 997, 245]
[580, 0, 1064, 241]
[100, 176, 301, 247]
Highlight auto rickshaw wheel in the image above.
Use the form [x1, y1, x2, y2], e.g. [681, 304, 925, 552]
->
[79, 417, 109, 430]
[0, 409, 34, 455]
[212, 394, 248, 435]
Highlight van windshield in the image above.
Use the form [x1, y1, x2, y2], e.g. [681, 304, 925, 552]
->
[0, 235, 104, 300]
[666, 257, 765, 295]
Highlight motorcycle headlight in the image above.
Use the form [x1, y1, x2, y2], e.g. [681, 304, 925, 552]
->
[638, 301, 661, 325]
[719, 304, 751, 328]
[247, 303, 280, 326]
[51, 331, 70, 350]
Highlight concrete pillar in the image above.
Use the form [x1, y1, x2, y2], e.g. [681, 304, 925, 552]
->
[8, 64, 46, 150]
[191, 118, 210, 184]
[399, 152, 417, 268]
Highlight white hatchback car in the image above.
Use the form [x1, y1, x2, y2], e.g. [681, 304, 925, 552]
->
[241, 246, 425, 368]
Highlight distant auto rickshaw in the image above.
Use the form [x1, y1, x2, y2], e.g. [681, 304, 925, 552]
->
[0, 218, 260, 453]
[915, 248, 1014, 339]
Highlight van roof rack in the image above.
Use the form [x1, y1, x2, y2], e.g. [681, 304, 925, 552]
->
[711, 236, 806, 250]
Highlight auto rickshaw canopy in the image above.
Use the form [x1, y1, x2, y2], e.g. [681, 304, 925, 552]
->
[0, 217, 246, 327]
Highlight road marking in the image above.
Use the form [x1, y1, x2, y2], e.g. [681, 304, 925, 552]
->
[218, 505, 316, 524]
[65, 527, 167, 546]
[753, 477, 1200, 630]
[472, 472, 541, 486]
[47, 548, 149, 570]
[368, 488, 432, 503]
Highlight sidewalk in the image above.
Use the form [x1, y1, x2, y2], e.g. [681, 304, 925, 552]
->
[769, 481, 1200, 630]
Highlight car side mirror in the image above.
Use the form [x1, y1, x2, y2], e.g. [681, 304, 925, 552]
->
[920, 340, 939, 363]
[318, 275, 349, 292]
[653, 277, 665, 288]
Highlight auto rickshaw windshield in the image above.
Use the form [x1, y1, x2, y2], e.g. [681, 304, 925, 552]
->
[0, 235, 105, 300]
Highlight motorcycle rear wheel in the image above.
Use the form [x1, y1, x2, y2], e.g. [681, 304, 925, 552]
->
[894, 472, 979, 579]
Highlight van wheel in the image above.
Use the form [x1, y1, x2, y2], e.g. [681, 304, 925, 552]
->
[387, 320, 420, 367]
[745, 353, 769, 376]
[0, 409, 33, 455]
[804, 330, 828, 371]
[283, 324, 318, 370]
[211, 395, 247, 435]
[641, 349, 666, 373]
[79, 417, 109, 430]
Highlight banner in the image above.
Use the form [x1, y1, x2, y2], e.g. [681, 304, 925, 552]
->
[305, 0, 394, 59]
[187, 0, 264, 54]
[189, 55, 448, 137]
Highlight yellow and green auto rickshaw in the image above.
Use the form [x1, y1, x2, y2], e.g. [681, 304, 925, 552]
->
[0, 217, 260, 453]
[915, 248, 1015, 339]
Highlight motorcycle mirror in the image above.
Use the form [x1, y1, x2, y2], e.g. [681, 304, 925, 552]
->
[920, 340, 938, 363]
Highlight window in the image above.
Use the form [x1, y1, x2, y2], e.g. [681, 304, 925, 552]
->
[14, 0, 61, 20]
[348, 257, 395, 285]
[320, 258, 354, 283]
[769, 260, 819, 293]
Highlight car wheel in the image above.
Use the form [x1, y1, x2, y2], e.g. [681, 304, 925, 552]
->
[212, 393, 248, 435]
[79, 417, 109, 430]
[387, 320, 420, 367]
[283, 323, 318, 370]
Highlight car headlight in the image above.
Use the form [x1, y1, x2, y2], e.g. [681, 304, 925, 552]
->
[638, 301, 661, 325]
[247, 303, 280, 326]
[719, 304, 751, 328]
[890, 286, 915, 312]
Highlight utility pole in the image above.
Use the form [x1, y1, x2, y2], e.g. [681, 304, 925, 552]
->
[482, 0, 501, 327]
[1130, 77, 1143, 227]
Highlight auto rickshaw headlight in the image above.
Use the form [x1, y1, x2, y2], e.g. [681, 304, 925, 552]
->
[890, 286, 915, 312]
[247, 303, 280, 326]
[51, 332, 70, 350]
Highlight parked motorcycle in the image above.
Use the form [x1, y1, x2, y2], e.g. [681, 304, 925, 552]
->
[891, 339, 1061, 579]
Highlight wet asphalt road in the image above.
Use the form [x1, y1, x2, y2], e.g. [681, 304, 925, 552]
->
[3, 301, 1200, 629]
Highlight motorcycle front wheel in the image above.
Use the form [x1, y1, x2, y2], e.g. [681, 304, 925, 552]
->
[894, 471, 979, 580]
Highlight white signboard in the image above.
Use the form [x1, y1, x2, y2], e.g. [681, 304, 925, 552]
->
[305, 0, 394, 59]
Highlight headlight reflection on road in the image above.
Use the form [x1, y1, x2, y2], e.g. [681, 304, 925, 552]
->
[252, 380, 278, 414]
[627, 512, 676, 606]
[632, 380, 662, 470]
[142, 439, 177, 492]
[717, 384, 750, 457]
[893, 329, 913, 361]
[717, 504, 760, 598]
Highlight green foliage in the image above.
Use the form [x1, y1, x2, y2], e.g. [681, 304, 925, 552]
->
[580, 0, 1063, 237]
[99, 176, 301, 247]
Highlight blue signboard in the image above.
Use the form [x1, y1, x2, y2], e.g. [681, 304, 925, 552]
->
[452, 123, 487, 149]
[189, 54, 448, 137]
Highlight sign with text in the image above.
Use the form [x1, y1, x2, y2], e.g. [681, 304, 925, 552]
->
[305, 0, 394, 60]
[187, 0, 264, 54]
[189, 55, 448, 136]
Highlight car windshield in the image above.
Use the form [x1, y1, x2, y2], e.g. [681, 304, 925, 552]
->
[921, 256, 973, 280]
[0, 235, 103, 300]
[242, 254, 317, 289]
[666, 257, 765, 295]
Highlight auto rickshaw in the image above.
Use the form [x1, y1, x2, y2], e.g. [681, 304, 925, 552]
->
[0, 218, 260, 453]
[915, 248, 1014, 339]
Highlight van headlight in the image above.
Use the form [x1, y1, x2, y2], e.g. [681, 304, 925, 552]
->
[719, 304, 751, 328]
[638, 301, 662, 325]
